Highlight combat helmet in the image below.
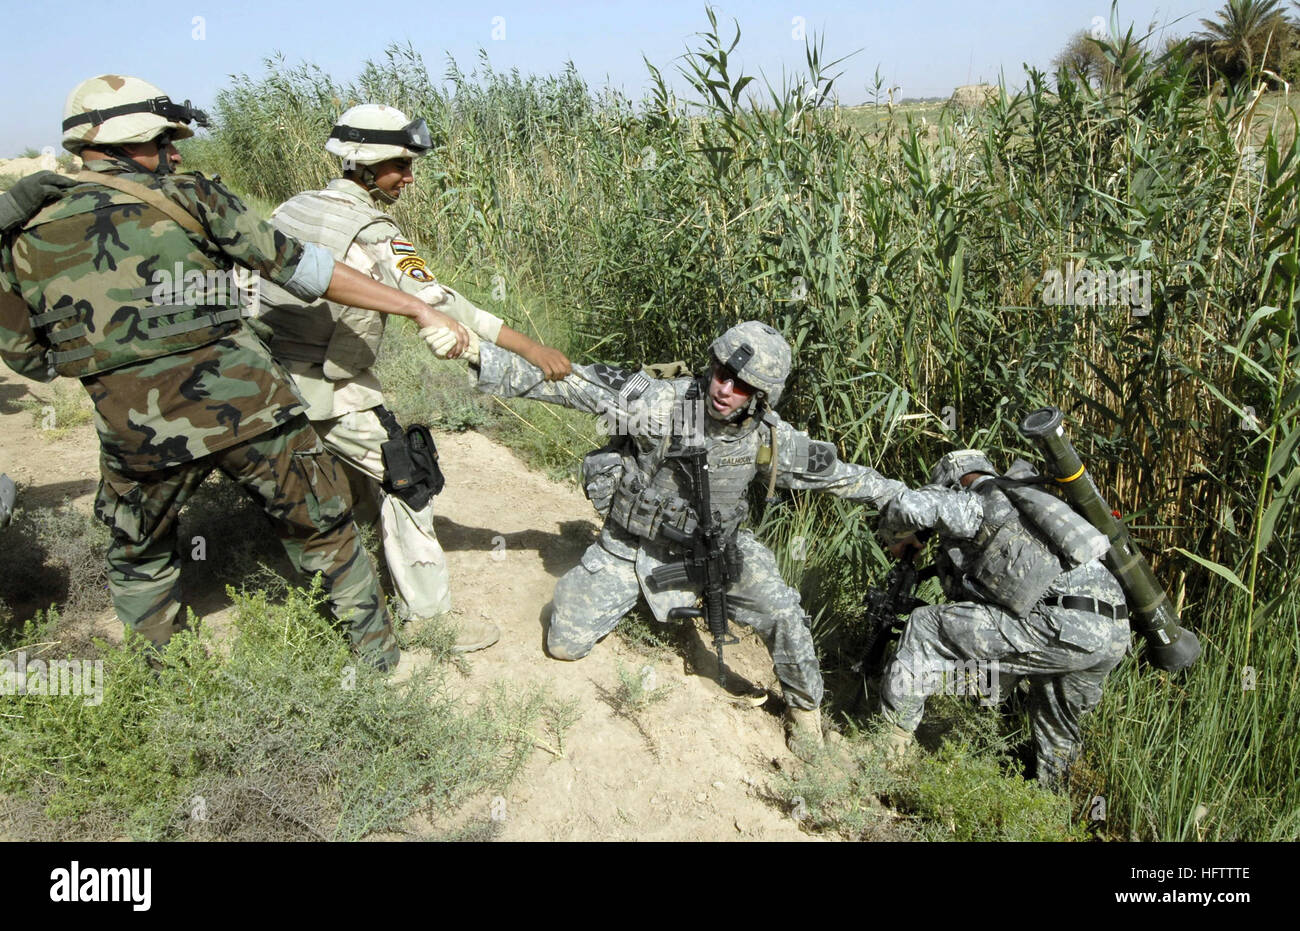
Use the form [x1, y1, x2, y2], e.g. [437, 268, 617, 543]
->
[326, 104, 431, 204]
[62, 75, 208, 155]
[930, 449, 998, 489]
[326, 104, 432, 165]
[708, 321, 792, 414]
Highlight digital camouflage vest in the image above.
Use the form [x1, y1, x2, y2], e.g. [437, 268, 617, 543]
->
[945, 480, 1069, 617]
[604, 376, 773, 546]
[257, 185, 392, 380]
[8, 174, 244, 377]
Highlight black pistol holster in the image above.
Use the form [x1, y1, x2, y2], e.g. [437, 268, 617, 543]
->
[375, 405, 445, 511]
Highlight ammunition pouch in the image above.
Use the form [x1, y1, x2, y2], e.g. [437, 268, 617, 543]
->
[646, 535, 743, 591]
[608, 476, 698, 544]
[726, 536, 743, 580]
[963, 481, 1067, 618]
[375, 405, 444, 510]
[965, 517, 1062, 617]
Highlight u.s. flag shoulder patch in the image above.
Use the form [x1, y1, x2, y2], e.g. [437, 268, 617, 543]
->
[390, 240, 417, 256]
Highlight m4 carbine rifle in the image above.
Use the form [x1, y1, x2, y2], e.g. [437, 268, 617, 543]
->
[646, 381, 740, 687]
[849, 551, 935, 710]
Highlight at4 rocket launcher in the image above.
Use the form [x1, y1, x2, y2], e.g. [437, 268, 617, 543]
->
[1019, 406, 1200, 671]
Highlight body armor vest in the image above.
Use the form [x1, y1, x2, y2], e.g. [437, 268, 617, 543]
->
[945, 481, 1067, 617]
[606, 380, 767, 547]
[16, 180, 243, 378]
[257, 186, 391, 380]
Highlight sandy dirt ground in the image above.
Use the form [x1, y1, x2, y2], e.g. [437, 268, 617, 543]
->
[0, 362, 823, 842]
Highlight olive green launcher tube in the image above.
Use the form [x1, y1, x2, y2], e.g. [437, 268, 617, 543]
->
[1019, 407, 1201, 671]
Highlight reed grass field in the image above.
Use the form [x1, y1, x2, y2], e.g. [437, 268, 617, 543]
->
[173, 13, 1300, 840]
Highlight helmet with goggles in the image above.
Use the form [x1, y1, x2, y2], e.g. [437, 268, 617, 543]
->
[325, 104, 431, 166]
[708, 321, 791, 411]
[62, 75, 208, 155]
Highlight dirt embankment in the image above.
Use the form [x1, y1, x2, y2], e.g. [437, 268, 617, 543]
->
[0, 362, 818, 841]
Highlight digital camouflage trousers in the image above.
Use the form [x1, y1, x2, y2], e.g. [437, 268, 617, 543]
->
[548, 529, 824, 710]
[879, 600, 1129, 786]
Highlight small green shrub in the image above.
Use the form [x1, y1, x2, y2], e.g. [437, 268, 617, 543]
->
[0, 580, 543, 840]
[19, 383, 93, 438]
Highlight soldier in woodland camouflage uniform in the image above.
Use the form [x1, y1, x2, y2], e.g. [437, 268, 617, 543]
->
[423, 320, 908, 759]
[256, 104, 570, 651]
[0, 76, 472, 670]
[876, 450, 1131, 787]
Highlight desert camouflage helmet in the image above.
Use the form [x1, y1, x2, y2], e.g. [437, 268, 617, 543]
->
[930, 449, 998, 489]
[709, 320, 792, 407]
[62, 75, 208, 154]
[325, 104, 432, 166]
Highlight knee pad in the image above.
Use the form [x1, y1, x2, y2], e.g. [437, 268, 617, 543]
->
[546, 633, 592, 661]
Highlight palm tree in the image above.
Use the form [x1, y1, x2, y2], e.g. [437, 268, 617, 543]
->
[1196, 0, 1291, 82]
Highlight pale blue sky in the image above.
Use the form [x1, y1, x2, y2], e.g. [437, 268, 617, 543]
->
[1, 0, 1216, 155]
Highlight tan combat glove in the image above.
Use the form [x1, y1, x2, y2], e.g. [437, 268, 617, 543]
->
[420, 325, 480, 365]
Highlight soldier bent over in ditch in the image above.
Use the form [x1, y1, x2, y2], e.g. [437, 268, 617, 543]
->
[875, 450, 1131, 788]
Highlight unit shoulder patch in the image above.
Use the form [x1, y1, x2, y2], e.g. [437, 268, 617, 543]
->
[803, 440, 838, 475]
[590, 363, 654, 402]
[396, 255, 435, 282]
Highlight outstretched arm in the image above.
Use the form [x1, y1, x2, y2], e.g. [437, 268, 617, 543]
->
[765, 419, 909, 508]
[878, 484, 984, 541]
[355, 227, 570, 379]
[472, 341, 681, 432]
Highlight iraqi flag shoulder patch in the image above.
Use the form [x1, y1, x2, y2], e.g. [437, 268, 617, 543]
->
[390, 240, 417, 256]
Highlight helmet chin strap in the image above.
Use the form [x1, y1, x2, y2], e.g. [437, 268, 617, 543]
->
[104, 148, 170, 177]
[356, 165, 397, 205]
[704, 391, 764, 424]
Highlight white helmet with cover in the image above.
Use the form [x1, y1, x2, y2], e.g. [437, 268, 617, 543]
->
[325, 104, 432, 167]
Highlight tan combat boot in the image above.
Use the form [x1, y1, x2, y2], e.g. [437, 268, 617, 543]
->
[882, 724, 916, 767]
[453, 617, 501, 654]
[784, 706, 825, 763]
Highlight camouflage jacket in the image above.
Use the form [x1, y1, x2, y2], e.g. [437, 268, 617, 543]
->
[475, 341, 907, 620]
[0, 158, 335, 472]
[257, 178, 505, 420]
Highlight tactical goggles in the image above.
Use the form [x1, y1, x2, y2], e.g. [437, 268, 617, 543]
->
[712, 360, 757, 395]
[62, 96, 211, 131]
[328, 117, 432, 154]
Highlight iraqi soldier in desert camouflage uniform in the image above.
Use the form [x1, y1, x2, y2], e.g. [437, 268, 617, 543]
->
[256, 104, 570, 652]
[875, 449, 1131, 787]
[423, 319, 908, 759]
[0, 75, 472, 670]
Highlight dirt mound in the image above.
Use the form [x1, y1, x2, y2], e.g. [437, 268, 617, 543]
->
[948, 84, 996, 109]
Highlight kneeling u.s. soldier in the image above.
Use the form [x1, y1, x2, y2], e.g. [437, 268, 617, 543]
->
[420, 319, 910, 760]
[255, 103, 571, 653]
[0, 75, 476, 672]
